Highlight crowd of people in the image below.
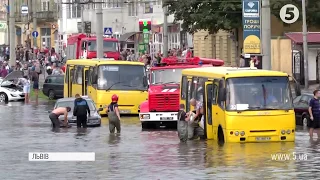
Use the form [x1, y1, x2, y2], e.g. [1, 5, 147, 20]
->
[119, 47, 193, 67]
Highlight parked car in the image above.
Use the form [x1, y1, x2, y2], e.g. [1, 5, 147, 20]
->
[0, 71, 25, 103]
[52, 97, 103, 126]
[42, 75, 64, 100]
[293, 93, 313, 126]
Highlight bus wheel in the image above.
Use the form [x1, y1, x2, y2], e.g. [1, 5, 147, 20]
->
[218, 126, 225, 143]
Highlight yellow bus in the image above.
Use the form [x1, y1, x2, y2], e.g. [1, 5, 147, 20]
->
[64, 59, 148, 115]
[180, 67, 300, 143]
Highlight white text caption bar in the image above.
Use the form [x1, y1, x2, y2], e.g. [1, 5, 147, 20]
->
[29, 152, 95, 161]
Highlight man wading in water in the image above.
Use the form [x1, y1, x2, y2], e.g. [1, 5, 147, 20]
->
[49, 107, 71, 128]
[107, 94, 121, 133]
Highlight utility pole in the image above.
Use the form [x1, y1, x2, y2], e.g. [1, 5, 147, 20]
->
[81, 5, 84, 33]
[261, 0, 271, 70]
[6, 0, 9, 45]
[163, 4, 168, 57]
[9, 0, 15, 66]
[32, 0, 37, 48]
[96, 2, 103, 58]
[58, 0, 63, 54]
[302, 0, 309, 88]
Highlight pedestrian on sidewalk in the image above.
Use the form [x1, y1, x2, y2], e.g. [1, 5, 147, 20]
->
[308, 90, 320, 138]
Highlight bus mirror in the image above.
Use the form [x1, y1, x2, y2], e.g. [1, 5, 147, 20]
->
[143, 76, 148, 87]
[290, 75, 301, 96]
[294, 83, 301, 96]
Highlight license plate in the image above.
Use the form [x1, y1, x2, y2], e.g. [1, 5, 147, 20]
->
[161, 117, 173, 120]
[256, 137, 271, 141]
[120, 110, 131, 114]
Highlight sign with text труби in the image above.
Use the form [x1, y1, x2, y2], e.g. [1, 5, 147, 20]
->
[242, 0, 261, 54]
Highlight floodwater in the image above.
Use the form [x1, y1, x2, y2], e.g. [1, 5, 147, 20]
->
[0, 101, 319, 179]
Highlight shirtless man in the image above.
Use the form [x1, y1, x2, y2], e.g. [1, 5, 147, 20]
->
[49, 107, 71, 128]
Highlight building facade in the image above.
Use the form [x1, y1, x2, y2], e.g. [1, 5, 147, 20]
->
[0, 0, 8, 45]
[14, 0, 58, 49]
[58, 0, 189, 55]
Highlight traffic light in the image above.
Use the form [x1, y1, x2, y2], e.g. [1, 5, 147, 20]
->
[139, 20, 151, 33]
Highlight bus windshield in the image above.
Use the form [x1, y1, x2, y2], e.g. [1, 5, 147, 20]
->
[98, 65, 147, 90]
[88, 40, 118, 52]
[226, 76, 293, 111]
[151, 69, 182, 85]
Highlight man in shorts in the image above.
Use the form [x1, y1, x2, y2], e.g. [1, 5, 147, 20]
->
[308, 90, 320, 138]
[49, 107, 71, 128]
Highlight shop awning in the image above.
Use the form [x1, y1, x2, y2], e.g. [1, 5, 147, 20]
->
[285, 32, 320, 44]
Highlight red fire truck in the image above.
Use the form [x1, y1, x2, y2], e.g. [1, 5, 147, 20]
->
[139, 56, 224, 129]
[66, 33, 120, 60]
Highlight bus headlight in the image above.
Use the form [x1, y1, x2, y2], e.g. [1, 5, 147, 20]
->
[140, 114, 150, 119]
[240, 131, 245, 136]
[234, 131, 239, 136]
[281, 130, 286, 135]
[286, 129, 291, 134]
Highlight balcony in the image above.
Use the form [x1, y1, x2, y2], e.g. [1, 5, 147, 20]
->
[14, 13, 28, 23]
[35, 11, 58, 22]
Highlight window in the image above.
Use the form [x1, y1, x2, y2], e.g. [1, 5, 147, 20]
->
[226, 77, 292, 111]
[74, 66, 83, 84]
[212, 84, 218, 105]
[300, 95, 311, 104]
[181, 76, 187, 99]
[40, 28, 51, 36]
[41, 0, 50, 11]
[65, 66, 70, 83]
[186, 80, 192, 112]
[218, 80, 225, 109]
[293, 96, 301, 104]
[144, 2, 153, 13]
[191, 77, 197, 100]
[151, 69, 182, 85]
[128, 1, 138, 16]
[88, 67, 94, 85]
[87, 41, 118, 52]
[46, 76, 64, 84]
[98, 65, 147, 90]
[67, 0, 81, 18]
[92, 66, 98, 85]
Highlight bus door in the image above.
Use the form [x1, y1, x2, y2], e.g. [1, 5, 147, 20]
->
[180, 76, 192, 111]
[87, 66, 97, 102]
[83, 67, 89, 95]
[204, 81, 214, 139]
[72, 65, 84, 96]
[65, 65, 75, 97]
[212, 79, 226, 140]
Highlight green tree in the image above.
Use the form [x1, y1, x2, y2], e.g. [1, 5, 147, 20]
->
[165, 0, 320, 34]
[165, 0, 242, 34]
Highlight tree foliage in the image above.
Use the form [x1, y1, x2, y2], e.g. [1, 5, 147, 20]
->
[165, 0, 320, 34]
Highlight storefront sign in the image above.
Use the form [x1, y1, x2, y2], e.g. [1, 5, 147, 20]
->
[242, 0, 261, 54]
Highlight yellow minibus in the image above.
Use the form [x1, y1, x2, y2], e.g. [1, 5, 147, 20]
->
[64, 59, 148, 115]
[180, 67, 301, 143]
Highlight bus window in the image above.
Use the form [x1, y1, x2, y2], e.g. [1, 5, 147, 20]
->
[186, 80, 192, 112]
[65, 65, 69, 83]
[181, 76, 187, 99]
[212, 84, 218, 105]
[75, 66, 83, 84]
[217, 79, 225, 109]
[88, 67, 94, 85]
[196, 78, 205, 103]
[92, 66, 98, 85]
[191, 77, 198, 99]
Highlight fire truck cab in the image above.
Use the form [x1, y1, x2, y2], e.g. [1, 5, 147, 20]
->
[66, 33, 120, 60]
[139, 57, 224, 129]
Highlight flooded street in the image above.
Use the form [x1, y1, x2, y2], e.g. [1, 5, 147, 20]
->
[0, 102, 319, 179]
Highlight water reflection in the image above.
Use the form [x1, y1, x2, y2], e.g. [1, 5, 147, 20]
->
[108, 134, 121, 145]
